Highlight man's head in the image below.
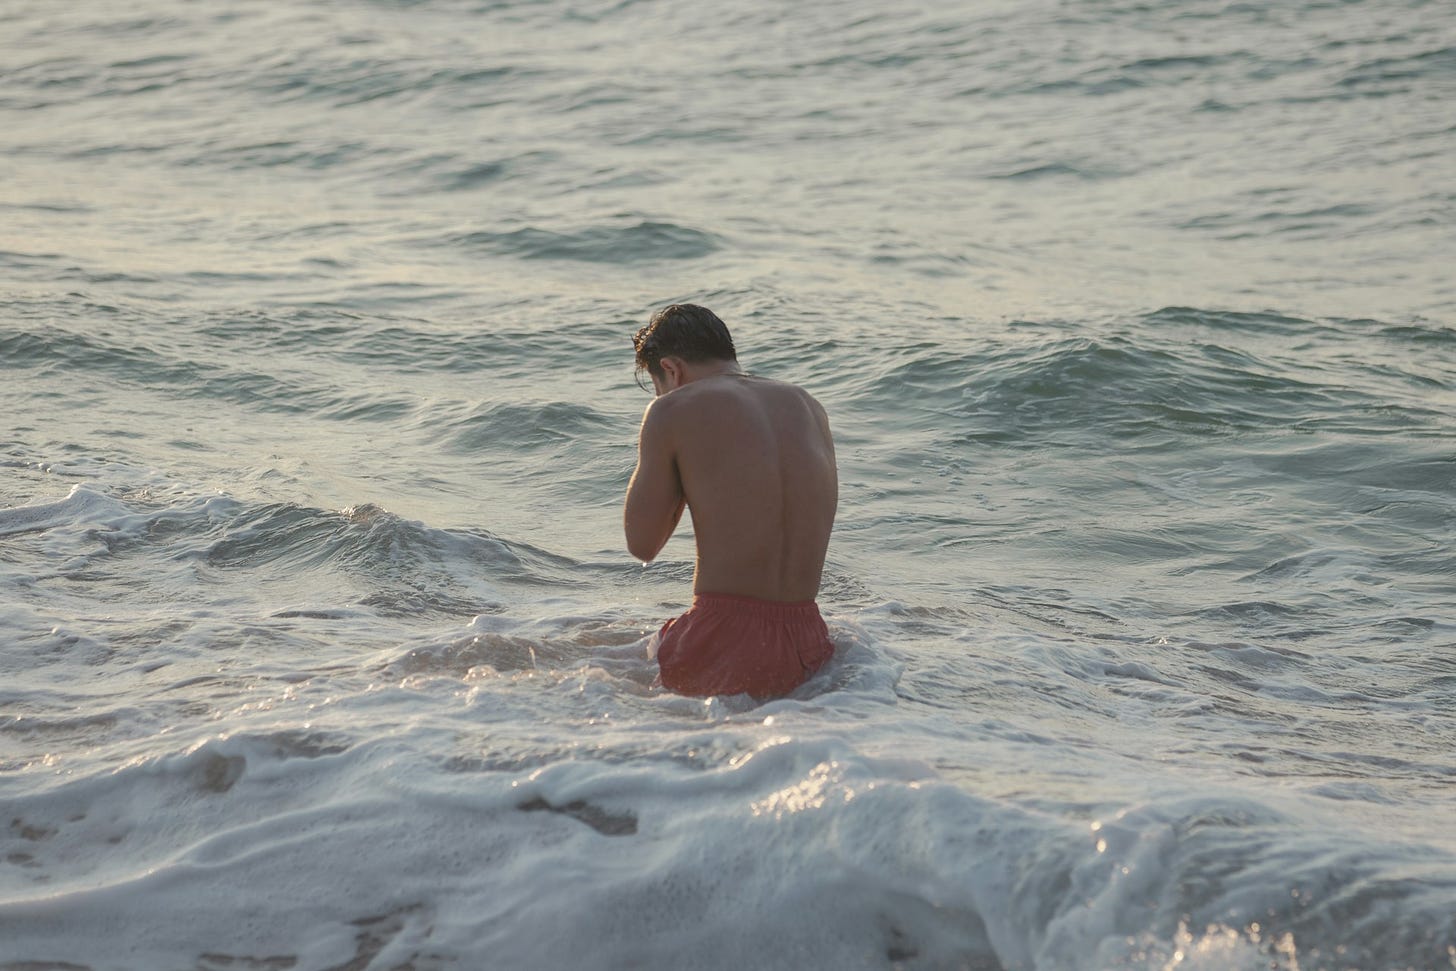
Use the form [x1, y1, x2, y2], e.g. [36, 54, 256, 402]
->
[633, 304, 737, 394]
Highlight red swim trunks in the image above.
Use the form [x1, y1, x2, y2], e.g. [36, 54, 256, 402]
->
[653, 592, 835, 699]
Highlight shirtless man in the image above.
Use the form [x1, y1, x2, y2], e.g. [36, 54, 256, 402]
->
[625, 304, 838, 699]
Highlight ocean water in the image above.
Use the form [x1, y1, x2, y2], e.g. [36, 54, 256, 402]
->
[2, 0, 1454, 968]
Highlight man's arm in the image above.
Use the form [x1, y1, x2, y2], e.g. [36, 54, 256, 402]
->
[624, 398, 686, 563]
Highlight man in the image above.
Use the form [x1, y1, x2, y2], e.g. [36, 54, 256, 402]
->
[625, 304, 838, 699]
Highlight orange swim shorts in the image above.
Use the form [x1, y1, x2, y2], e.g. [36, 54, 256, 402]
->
[653, 592, 835, 699]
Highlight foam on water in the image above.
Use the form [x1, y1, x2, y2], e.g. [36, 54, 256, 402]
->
[5, 689, 1453, 968]
[0, 484, 127, 539]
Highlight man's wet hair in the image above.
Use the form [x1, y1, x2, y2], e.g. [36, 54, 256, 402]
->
[633, 304, 737, 386]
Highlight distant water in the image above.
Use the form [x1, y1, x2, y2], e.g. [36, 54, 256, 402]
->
[3, 1, 1454, 968]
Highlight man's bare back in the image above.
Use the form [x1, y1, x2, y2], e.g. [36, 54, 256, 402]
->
[625, 370, 836, 601]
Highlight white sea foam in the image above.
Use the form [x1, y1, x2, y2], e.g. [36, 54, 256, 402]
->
[11, 708, 1429, 969]
[0, 484, 127, 538]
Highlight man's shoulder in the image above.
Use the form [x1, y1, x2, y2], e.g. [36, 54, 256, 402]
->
[660, 374, 822, 422]
[641, 381, 711, 430]
[712, 376, 824, 414]
[756, 377, 825, 414]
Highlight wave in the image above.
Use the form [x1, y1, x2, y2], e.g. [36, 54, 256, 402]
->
[0, 484, 580, 617]
[440, 219, 721, 264]
[843, 308, 1452, 449]
[0, 315, 420, 421]
[1338, 44, 1456, 95]
[1, 296, 658, 408]
[2, 726, 1451, 969]
[247, 54, 538, 111]
[178, 499, 583, 612]
[434, 399, 616, 452]
[0, 485, 127, 538]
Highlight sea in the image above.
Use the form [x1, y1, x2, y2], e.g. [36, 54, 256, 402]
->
[2, 0, 1454, 968]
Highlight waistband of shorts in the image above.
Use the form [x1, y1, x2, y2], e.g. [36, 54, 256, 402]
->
[691, 591, 822, 617]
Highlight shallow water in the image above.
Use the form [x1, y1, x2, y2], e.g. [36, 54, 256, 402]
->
[3, 1, 1455, 968]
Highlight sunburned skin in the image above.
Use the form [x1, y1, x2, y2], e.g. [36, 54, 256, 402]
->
[624, 359, 837, 603]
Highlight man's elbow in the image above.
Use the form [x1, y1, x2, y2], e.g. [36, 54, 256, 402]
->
[624, 495, 680, 563]
[625, 531, 663, 564]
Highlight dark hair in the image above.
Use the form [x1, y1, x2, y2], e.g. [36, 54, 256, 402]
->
[632, 304, 736, 385]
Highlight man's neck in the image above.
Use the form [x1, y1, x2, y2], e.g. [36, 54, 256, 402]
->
[681, 361, 744, 384]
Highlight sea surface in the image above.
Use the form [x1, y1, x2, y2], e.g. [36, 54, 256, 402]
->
[2, 0, 1454, 968]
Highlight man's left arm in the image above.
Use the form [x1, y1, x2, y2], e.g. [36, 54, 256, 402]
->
[624, 399, 686, 563]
